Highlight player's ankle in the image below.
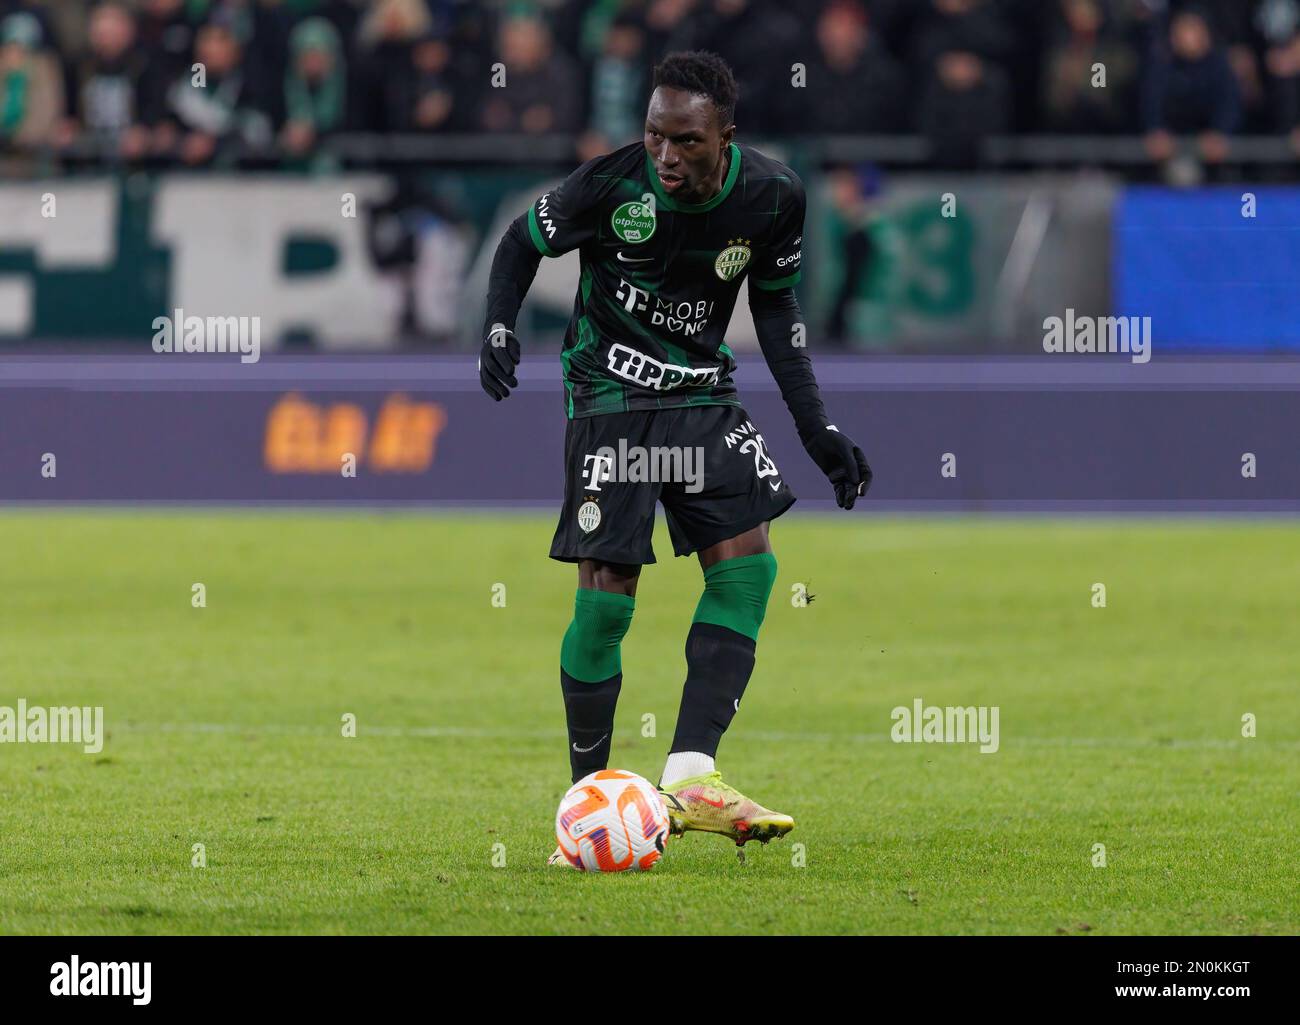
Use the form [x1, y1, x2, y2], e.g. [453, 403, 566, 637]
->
[661, 751, 715, 788]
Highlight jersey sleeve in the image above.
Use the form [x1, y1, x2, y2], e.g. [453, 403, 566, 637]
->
[750, 174, 805, 291]
[525, 161, 604, 258]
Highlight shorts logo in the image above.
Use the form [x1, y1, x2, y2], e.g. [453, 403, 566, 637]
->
[611, 194, 656, 244]
[714, 240, 751, 281]
[582, 453, 614, 491]
[607, 342, 720, 391]
[577, 501, 602, 533]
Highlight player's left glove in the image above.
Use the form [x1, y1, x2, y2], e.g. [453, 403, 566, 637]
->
[478, 326, 521, 401]
[801, 424, 872, 510]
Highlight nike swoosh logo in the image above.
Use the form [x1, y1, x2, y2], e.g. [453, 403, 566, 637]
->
[697, 795, 726, 808]
[616, 252, 654, 263]
[572, 734, 607, 753]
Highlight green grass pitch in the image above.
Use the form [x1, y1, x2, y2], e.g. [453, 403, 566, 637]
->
[0, 510, 1295, 935]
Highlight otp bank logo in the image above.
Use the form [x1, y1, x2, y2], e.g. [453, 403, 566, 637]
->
[264, 392, 446, 474]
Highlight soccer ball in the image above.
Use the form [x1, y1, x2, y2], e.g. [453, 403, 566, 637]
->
[555, 769, 670, 872]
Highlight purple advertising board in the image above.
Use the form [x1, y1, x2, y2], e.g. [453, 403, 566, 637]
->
[1, 355, 1299, 510]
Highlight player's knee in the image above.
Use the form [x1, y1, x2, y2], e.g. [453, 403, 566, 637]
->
[560, 588, 636, 682]
[693, 553, 778, 642]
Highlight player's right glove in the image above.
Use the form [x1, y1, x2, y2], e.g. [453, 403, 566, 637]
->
[478, 326, 521, 401]
[801, 424, 872, 510]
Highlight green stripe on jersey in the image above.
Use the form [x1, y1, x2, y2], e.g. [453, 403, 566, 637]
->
[753, 270, 801, 290]
[528, 207, 559, 257]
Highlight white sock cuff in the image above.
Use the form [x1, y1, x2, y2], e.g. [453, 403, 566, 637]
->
[661, 751, 715, 788]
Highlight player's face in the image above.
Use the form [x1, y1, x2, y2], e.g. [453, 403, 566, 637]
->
[644, 87, 735, 204]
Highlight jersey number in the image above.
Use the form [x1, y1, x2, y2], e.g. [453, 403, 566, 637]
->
[740, 435, 779, 482]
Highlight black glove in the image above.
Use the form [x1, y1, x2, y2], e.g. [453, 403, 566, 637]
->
[479, 327, 521, 401]
[801, 424, 872, 509]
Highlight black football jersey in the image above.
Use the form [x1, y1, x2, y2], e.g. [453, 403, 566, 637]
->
[525, 141, 805, 418]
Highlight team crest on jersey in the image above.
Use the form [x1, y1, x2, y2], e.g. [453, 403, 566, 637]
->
[611, 194, 656, 244]
[577, 501, 602, 533]
[714, 240, 752, 281]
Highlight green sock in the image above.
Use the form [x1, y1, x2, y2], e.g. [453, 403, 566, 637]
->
[691, 553, 778, 642]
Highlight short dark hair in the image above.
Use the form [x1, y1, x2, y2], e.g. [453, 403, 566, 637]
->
[652, 51, 738, 129]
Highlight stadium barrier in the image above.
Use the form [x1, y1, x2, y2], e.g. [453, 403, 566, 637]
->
[52, 131, 1300, 170]
[2, 355, 1297, 510]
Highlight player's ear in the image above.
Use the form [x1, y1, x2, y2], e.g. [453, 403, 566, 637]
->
[720, 123, 735, 150]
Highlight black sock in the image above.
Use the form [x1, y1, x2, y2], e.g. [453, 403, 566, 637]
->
[560, 668, 621, 783]
[669, 622, 756, 757]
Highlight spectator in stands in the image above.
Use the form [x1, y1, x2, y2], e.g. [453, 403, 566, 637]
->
[280, 16, 346, 158]
[479, 13, 581, 135]
[917, 49, 1013, 167]
[184, 0, 261, 44]
[356, 6, 473, 136]
[244, 4, 290, 98]
[407, 27, 463, 132]
[803, 0, 906, 134]
[135, 0, 197, 160]
[137, 0, 196, 88]
[7, 0, 1298, 173]
[911, 0, 1015, 72]
[65, 3, 150, 160]
[1184, 0, 1270, 133]
[167, 14, 272, 165]
[1249, 0, 1300, 142]
[579, 12, 647, 161]
[1142, 6, 1240, 164]
[1042, 0, 1138, 133]
[0, 1, 66, 58]
[192, 0, 292, 118]
[354, 0, 432, 133]
[641, 0, 696, 59]
[909, 0, 1016, 165]
[0, 9, 63, 160]
[678, 0, 804, 134]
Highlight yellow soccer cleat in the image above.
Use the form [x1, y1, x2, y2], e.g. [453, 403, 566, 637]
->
[658, 771, 794, 846]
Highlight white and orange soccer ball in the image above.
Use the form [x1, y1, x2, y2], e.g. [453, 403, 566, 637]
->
[554, 769, 670, 872]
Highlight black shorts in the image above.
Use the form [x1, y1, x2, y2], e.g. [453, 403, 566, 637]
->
[550, 404, 796, 566]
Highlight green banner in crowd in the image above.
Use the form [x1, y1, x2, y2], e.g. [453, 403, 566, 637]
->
[0, 172, 1112, 353]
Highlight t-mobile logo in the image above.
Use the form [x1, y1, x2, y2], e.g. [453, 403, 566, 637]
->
[582, 453, 614, 491]
[614, 278, 651, 314]
[581, 441, 705, 493]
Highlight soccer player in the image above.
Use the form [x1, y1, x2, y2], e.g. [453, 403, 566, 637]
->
[479, 51, 871, 864]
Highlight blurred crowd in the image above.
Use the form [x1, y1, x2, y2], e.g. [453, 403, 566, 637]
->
[2, 0, 1299, 170]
